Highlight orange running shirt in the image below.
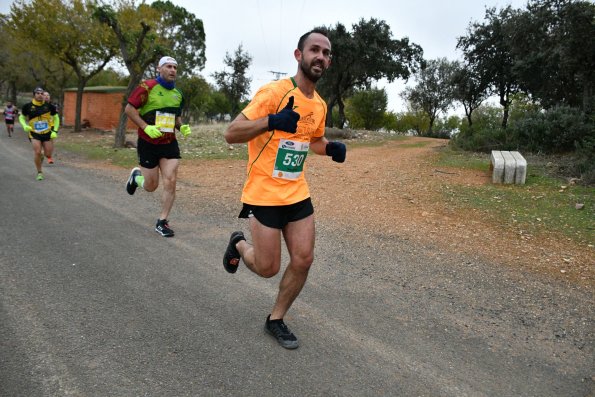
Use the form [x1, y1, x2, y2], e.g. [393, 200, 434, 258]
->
[240, 77, 327, 206]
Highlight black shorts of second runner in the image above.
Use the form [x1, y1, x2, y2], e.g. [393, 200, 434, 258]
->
[137, 137, 181, 169]
[5, 119, 14, 125]
[30, 131, 51, 142]
[239, 197, 314, 229]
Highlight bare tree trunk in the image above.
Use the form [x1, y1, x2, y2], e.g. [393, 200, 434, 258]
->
[583, 80, 592, 115]
[501, 106, 509, 129]
[74, 82, 86, 132]
[114, 103, 129, 148]
[428, 115, 436, 135]
[337, 97, 346, 129]
[463, 103, 473, 126]
[114, 77, 141, 148]
[499, 90, 510, 129]
[325, 96, 336, 127]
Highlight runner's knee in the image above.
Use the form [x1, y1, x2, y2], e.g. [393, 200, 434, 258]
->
[255, 259, 281, 278]
[291, 253, 314, 272]
[162, 175, 176, 192]
[143, 179, 158, 192]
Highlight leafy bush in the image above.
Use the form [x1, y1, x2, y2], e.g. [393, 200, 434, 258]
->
[344, 88, 388, 131]
[572, 132, 595, 185]
[451, 125, 509, 152]
[508, 106, 593, 153]
[452, 104, 594, 184]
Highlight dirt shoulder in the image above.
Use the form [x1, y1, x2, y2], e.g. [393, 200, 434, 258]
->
[57, 131, 594, 285]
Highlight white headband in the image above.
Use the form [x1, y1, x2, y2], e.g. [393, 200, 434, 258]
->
[158, 56, 178, 67]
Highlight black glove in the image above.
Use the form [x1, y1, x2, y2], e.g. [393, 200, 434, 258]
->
[268, 96, 300, 133]
[326, 141, 346, 163]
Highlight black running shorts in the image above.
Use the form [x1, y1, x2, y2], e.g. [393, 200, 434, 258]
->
[5, 119, 14, 125]
[239, 197, 314, 229]
[30, 131, 51, 142]
[137, 137, 181, 169]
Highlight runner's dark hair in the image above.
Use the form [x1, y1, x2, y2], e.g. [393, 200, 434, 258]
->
[297, 28, 329, 51]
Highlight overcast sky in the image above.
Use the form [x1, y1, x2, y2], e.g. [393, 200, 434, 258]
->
[1, 0, 529, 113]
[173, 0, 529, 113]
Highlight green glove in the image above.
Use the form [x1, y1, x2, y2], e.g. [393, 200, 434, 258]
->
[19, 115, 32, 132]
[144, 125, 163, 139]
[53, 114, 60, 130]
[179, 124, 191, 137]
[50, 129, 58, 139]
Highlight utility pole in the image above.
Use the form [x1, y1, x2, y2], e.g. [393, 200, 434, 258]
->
[268, 71, 287, 80]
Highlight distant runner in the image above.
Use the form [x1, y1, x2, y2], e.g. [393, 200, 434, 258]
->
[19, 87, 59, 180]
[3, 101, 18, 137]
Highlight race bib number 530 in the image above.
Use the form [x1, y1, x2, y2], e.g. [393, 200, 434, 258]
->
[273, 139, 309, 180]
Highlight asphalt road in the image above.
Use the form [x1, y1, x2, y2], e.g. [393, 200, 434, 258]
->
[1, 126, 593, 397]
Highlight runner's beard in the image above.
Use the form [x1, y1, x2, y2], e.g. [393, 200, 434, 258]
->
[300, 59, 326, 83]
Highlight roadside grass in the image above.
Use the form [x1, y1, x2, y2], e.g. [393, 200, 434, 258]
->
[179, 124, 248, 160]
[398, 140, 432, 149]
[56, 124, 248, 168]
[56, 124, 412, 163]
[56, 126, 593, 245]
[435, 147, 594, 245]
[57, 133, 137, 168]
[435, 148, 490, 171]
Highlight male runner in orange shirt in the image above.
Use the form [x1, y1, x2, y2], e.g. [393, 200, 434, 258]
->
[223, 29, 346, 349]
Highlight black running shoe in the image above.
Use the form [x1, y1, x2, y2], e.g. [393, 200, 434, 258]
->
[223, 231, 245, 273]
[264, 315, 299, 349]
[126, 167, 141, 195]
[155, 219, 174, 237]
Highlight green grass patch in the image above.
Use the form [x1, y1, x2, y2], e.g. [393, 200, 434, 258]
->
[58, 138, 138, 168]
[435, 148, 594, 244]
[435, 146, 491, 171]
[56, 124, 249, 165]
[398, 141, 432, 149]
[346, 133, 409, 149]
[178, 124, 248, 160]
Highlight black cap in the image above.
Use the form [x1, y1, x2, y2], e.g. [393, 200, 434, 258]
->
[33, 87, 44, 94]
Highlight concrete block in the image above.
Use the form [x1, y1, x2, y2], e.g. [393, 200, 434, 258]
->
[501, 151, 516, 184]
[491, 150, 527, 185]
[510, 151, 527, 185]
[491, 150, 505, 183]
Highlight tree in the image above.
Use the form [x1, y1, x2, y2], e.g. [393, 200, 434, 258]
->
[10, 0, 118, 132]
[458, 6, 521, 128]
[94, 0, 206, 147]
[87, 68, 129, 87]
[176, 75, 214, 122]
[205, 90, 232, 121]
[0, 14, 23, 103]
[0, 13, 76, 111]
[402, 58, 458, 134]
[317, 18, 424, 128]
[452, 61, 489, 127]
[212, 44, 252, 117]
[150, 1, 206, 79]
[345, 88, 388, 130]
[394, 110, 430, 135]
[509, 0, 595, 113]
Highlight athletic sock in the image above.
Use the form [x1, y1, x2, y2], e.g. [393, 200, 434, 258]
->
[135, 175, 145, 188]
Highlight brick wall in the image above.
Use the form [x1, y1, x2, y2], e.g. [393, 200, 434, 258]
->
[63, 88, 136, 131]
